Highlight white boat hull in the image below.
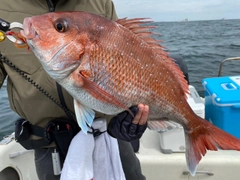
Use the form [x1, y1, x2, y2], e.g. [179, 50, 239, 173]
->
[0, 133, 38, 180]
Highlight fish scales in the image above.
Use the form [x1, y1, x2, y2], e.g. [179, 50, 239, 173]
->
[85, 21, 188, 121]
[88, 44, 186, 121]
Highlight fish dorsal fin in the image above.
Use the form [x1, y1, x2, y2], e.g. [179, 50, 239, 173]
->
[116, 18, 189, 98]
[116, 18, 164, 50]
[168, 58, 190, 99]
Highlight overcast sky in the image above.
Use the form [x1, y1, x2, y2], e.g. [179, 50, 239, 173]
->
[112, 0, 240, 22]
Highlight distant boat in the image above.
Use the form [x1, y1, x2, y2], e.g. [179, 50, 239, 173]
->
[179, 18, 188, 22]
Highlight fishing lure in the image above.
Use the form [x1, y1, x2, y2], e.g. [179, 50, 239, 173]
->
[0, 18, 28, 48]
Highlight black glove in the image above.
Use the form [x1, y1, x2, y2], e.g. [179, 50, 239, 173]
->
[107, 106, 147, 142]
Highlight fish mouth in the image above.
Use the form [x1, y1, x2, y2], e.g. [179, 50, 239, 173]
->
[20, 18, 40, 40]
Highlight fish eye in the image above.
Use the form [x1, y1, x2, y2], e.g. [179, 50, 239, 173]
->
[54, 19, 68, 32]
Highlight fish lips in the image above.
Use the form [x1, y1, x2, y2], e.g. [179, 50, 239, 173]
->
[21, 17, 39, 40]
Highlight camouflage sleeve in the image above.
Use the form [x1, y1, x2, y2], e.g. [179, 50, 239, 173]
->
[105, 0, 118, 20]
[0, 60, 7, 88]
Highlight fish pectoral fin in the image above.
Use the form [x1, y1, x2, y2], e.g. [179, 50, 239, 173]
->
[74, 99, 95, 134]
[79, 72, 129, 112]
[147, 119, 180, 132]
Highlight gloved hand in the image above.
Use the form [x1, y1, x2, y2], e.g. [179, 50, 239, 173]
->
[107, 106, 148, 142]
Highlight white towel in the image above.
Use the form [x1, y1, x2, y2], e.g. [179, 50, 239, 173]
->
[60, 118, 126, 180]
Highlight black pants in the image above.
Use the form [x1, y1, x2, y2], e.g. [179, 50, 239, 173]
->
[34, 140, 146, 180]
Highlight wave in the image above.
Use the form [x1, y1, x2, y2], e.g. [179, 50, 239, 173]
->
[230, 44, 240, 47]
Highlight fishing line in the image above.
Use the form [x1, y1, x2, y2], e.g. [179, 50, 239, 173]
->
[0, 53, 76, 121]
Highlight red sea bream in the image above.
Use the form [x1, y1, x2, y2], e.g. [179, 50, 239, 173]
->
[20, 11, 240, 176]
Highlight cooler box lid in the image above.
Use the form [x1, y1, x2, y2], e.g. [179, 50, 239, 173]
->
[202, 76, 240, 105]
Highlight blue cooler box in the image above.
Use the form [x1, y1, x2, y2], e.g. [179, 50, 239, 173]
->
[202, 76, 240, 138]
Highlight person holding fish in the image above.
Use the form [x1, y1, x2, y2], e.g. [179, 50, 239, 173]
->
[0, 0, 149, 180]
[3, 0, 240, 179]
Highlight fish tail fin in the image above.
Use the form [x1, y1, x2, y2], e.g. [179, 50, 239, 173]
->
[185, 116, 240, 176]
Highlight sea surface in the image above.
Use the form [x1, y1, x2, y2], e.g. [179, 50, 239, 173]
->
[0, 19, 240, 139]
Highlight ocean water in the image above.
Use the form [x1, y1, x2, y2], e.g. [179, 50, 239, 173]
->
[0, 81, 20, 140]
[151, 19, 240, 95]
[0, 19, 239, 139]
